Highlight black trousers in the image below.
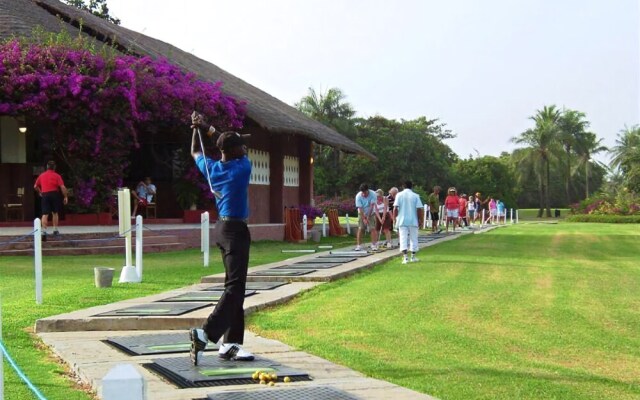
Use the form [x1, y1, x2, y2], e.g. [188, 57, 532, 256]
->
[203, 220, 251, 344]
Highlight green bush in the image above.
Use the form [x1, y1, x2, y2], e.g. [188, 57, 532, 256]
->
[565, 214, 640, 223]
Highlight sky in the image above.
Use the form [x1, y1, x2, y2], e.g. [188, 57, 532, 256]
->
[105, 0, 640, 162]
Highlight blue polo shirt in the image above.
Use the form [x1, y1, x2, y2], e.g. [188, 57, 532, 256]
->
[394, 188, 423, 227]
[196, 154, 251, 219]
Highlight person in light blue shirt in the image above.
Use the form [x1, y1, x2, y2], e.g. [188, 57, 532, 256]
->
[496, 199, 505, 224]
[188, 113, 255, 365]
[354, 183, 379, 251]
[394, 180, 423, 264]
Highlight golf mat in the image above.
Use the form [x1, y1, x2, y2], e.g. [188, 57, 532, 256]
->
[144, 356, 311, 388]
[201, 282, 290, 291]
[104, 333, 219, 356]
[274, 263, 342, 270]
[324, 252, 370, 258]
[93, 303, 209, 317]
[248, 269, 315, 277]
[206, 386, 360, 399]
[298, 257, 355, 264]
[157, 291, 256, 302]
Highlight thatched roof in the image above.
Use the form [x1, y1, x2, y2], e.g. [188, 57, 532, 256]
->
[0, 0, 376, 159]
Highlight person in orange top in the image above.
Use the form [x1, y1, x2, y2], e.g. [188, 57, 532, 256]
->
[458, 194, 468, 228]
[34, 161, 68, 238]
[444, 187, 460, 232]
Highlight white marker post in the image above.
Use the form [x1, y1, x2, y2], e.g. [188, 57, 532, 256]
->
[101, 364, 146, 400]
[345, 214, 351, 235]
[423, 205, 428, 229]
[481, 209, 485, 227]
[516, 209, 519, 224]
[135, 215, 143, 281]
[118, 189, 138, 283]
[302, 214, 308, 240]
[510, 208, 514, 224]
[439, 205, 445, 228]
[34, 218, 43, 305]
[201, 212, 209, 267]
[322, 213, 327, 237]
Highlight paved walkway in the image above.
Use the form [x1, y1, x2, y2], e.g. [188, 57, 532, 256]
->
[37, 226, 501, 399]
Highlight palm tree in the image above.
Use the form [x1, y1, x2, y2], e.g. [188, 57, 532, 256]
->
[296, 87, 357, 196]
[512, 106, 561, 217]
[610, 125, 640, 192]
[558, 109, 589, 204]
[574, 132, 607, 198]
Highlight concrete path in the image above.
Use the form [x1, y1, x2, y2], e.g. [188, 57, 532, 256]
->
[36, 225, 502, 399]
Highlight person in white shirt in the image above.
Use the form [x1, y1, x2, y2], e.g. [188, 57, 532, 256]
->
[131, 176, 157, 217]
[393, 180, 424, 264]
[354, 183, 379, 251]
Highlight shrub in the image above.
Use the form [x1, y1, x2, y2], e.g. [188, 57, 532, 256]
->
[565, 214, 640, 223]
[570, 191, 640, 217]
[315, 196, 356, 216]
[298, 204, 323, 220]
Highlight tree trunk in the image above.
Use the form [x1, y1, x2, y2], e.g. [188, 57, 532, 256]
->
[585, 161, 589, 199]
[545, 159, 552, 217]
[565, 152, 571, 206]
[537, 171, 544, 218]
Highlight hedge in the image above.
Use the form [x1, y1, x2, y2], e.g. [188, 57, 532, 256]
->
[565, 214, 640, 223]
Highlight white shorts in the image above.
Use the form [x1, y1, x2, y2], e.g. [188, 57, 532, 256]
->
[446, 209, 459, 219]
[398, 226, 419, 253]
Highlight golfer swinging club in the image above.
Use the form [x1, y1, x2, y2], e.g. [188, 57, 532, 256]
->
[189, 111, 254, 364]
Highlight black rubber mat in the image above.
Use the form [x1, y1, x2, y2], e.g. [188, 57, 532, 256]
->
[273, 263, 342, 270]
[104, 333, 219, 356]
[248, 269, 315, 277]
[93, 303, 209, 317]
[158, 291, 256, 302]
[298, 257, 355, 264]
[206, 385, 360, 399]
[144, 356, 312, 388]
[201, 282, 290, 291]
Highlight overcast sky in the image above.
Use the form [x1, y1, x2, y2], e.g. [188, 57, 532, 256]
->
[106, 0, 639, 162]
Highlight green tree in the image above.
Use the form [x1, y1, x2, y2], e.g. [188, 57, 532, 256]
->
[452, 155, 518, 207]
[296, 87, 357, 197]
[512, 105, 561, 217]
[558, 109, 589, 204]
[574, 131, 607, 198]
[610, 125, 640, 192]
[63, 0, 121, 25]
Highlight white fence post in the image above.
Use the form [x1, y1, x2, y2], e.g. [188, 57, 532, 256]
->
[322, 213, 327, 237]
[135, 215, 143, 281]
[201, 212, 209, 267]
[345, 214, 351, 235]
[118, 189, 138, 283]
[423, 205, 428, 229]
[302, 214, 308, 240]
[510, 208, 514, 224]
[34, 218, 42, 305]
[481, 209, 485, 227]
[516, 209, 519, 224]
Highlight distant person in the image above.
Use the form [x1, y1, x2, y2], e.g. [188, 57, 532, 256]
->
[394, 180, 423, 264]
[496, 199, 506, 224]
[131, 177, 157, 217]
[374, 189, 393, 249]
[468, 194, 477, 225]
[444, 187, 460, 232]
[487, 197, 497, 224]
[355, 184, 379, 251]
[427, 186, 441, 233]
[34, 161, 68, 239]
[459, 194, 469, 228]
[387, 187, 399, 243]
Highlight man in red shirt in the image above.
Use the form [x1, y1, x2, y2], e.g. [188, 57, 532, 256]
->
[34, 161, 68, 238]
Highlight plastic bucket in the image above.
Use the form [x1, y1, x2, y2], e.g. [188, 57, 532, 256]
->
[94, 267, 115, 288]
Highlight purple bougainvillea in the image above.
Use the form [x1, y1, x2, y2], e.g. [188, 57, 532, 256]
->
[0, 39, 245, 211]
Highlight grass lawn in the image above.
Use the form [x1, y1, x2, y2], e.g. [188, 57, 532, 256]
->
[248, 223, 640, 400]
[0, 236, 353, 400]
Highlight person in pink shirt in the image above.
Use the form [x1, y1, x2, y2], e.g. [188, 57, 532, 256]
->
[444, 187, 460, 232]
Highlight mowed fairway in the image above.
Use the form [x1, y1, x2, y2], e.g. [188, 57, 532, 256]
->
[248, 223, 640, 400]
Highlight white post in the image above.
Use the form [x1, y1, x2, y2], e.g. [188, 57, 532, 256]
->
[101, 364, 146, 400]
[516, 209, 519, 224]
[202, 212, 209, 267]
[345, 214, 351, 235]
[439, 205, 445, 227]
[510, 208, 513, 224]
[1, 295, 4, 400]
[322, 213, 327, 237]
[34, 218, 43, 305]
[118, 189, 137, 283]
[302, 214, 308, 240]
[135, 215, 143, 281]
[423, 205, 428, 229]
[481, 209, 485, 227]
